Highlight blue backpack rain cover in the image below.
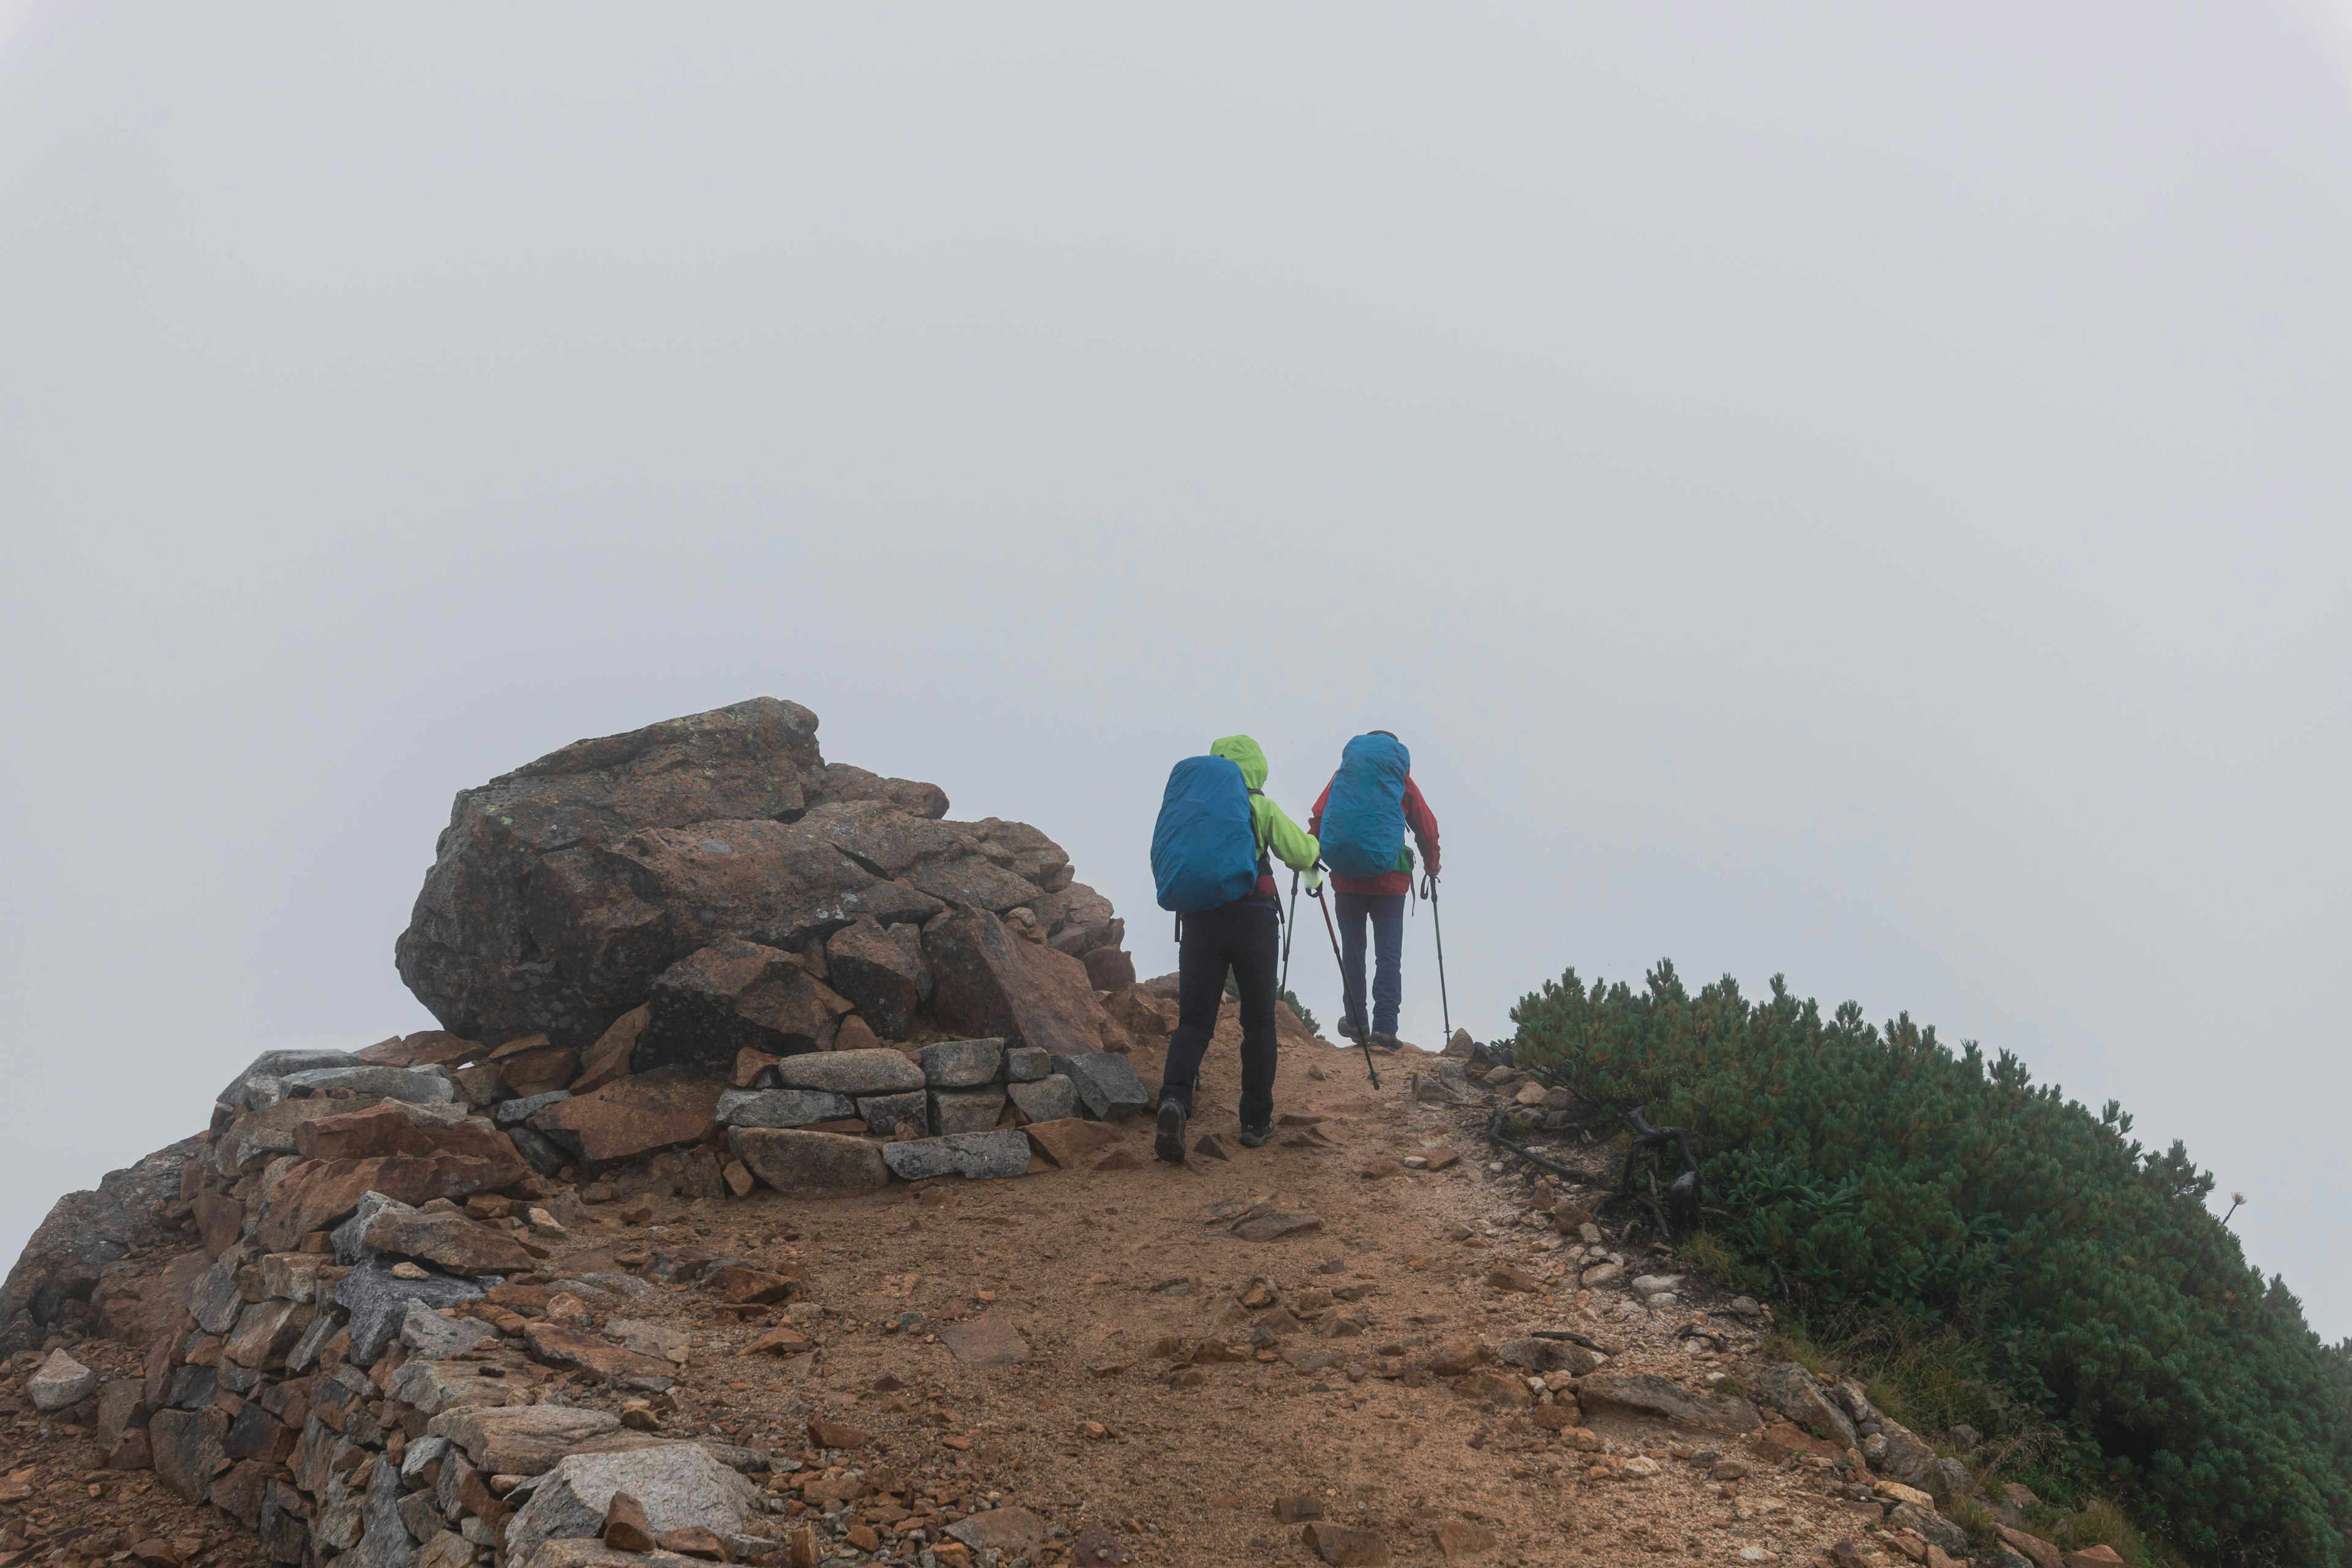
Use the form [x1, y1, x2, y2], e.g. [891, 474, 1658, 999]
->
[1319, 733, 1411, 878]
[1152, 755, 1260, 913]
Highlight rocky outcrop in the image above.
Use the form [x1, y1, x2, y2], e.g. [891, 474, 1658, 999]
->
[393, 699, 1127, 1053]
[1, 1135, 204, 1355]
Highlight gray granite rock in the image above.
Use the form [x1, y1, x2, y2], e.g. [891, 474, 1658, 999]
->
[334, 1257, 487, 1366]
[918, 1038, 1003, 1088]
[1049, 1051, 1152, 1120]
[282, 1066, 456, 1104]
[215, 1050, 361, 1113]
[332, 1191, 418, 1267]
[854, 1090, 928, 1137]
[714, 1088, 857, 1129]
[1006, 1076, 1077, 1123]
[930, 1087, 1007, 1135]
[504, 1444, 759, 1566]
[1002, 1045, 1052, 1082]
[767, 1047, 925, 1096]
[398, 1300, 499, 1360]
[880, 1131, 1033, 1183]
[26, 1349, 94, 1412]
[494, 1091, 571, 1128]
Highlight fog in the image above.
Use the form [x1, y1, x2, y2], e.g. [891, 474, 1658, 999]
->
[3, 4, 2346, 1335]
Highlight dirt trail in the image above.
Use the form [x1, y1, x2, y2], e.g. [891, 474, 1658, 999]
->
[0, 1019, 1890, 1568]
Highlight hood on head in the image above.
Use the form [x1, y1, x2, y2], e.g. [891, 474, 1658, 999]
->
[1209, 734, 1268, 790]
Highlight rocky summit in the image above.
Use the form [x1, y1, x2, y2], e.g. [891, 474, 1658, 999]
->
[1, 702, 2044, 1568]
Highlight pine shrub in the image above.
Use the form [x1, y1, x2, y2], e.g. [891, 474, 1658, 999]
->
[1510, 961, 2352, 1567]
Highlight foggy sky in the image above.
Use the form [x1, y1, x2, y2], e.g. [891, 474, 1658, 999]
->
[3, 4, 2347, 1335]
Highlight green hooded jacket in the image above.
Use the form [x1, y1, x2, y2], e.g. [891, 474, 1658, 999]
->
[1208, 734, 1321, 878]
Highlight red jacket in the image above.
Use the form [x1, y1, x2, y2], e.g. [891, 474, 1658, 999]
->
[1309, 774, 1439, 897]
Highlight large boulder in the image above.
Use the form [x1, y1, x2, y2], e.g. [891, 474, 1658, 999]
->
[924, 907, 1120, 1058]
[392, 700, 1112, 1052]
[823, 917, 924, 1039]
[505, 1445, 759, 1567]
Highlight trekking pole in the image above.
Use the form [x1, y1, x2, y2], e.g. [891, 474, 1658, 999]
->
[1279, 870, 1300, 1001]
[1313, 880, 1379, 1089]
[1422, 870, 1452, 1039]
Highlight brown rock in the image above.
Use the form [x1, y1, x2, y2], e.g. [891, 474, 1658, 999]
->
[294, 1106, 524, 1172]
[148, 1408, 230, 1502]
[946, 1507, 1049, 1554]
[521, 1322, 677, 1382]
[1069, 1525, 1132, 1566]
[357, 1031, 481, 1069]
[223, 1299, 312, 1369]
[732, 1047, 782, 1088]
[361, 1210, 537, 1276]
[1456, 1370, 1532, 1408]
[925, 907, 1121, 1058]
[1434, 1520, 1498, 1558]
[713, 1266, 802, 1305]
[655, 1527, 729, 1561]
[1192, 1133, 1232, 1162]
[2064, 1550, 2128, 1568]
[1424, 1147, 1460, 1171]
[191, 1191, 245, 1256]
[1425, 1340, 1492, 1377]
[1483, 1264, 1539, 1292]
[1996, 1526, 2063, 1568]
[725, 1126, 891, 1193]
[1362, 1158, 1403, 1179]
[105, 1428, 153, 1471]
[255, 1152, 518, 1250]
[741, 1325, 810, 1357]
[601, 1491, 654, 1553]
[807, 1416, 869, 1450]
[1273, 1496, 1325, 1523]
[497, 1040, 581, 1098]
[1301, 1521, 1389, 1565]
[940, 1311, 1028, 1368]
[129, 1540, 178, 1567]
[1232, 1210, 1323, 1242]
[574, 1006, 647, 1093]
[1081, 947, 1136, 990]
[785, 1524, 820, 1568]
[633, 938, 854, 1072]
[1093, 1148, 1144, 1171]
[1023, 1118, 1124, 1169]
[721, 1159, 755, 1198]
[531, 1065, 725, 1164]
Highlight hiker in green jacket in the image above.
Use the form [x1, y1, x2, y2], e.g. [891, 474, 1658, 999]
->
[1153, 735, 1321, 1163]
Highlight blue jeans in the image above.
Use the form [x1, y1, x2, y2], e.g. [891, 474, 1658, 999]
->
[1335, 891, 1406, 1037]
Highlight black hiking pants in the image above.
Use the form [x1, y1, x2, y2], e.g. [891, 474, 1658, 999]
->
[1156, 897, 1281, 1131]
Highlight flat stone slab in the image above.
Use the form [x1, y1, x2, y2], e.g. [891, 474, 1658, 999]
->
[282, 1066, 456, 1104]
[1022, 1118, 1123, 1168]
[1576, 1372, 1762, 1433]
[715, 1088, 856, 1129]
[880, 1130, 1032, 1183]
[939, 1311, 1028, 1368]
[769, 1047, 924, 1096]
[1050, 1051, 1152, 1120]
[507, 1446, 759, 1568]
[930, 1087, 1006, 1135]
[334, 1257, 488, 1366]
[215, 1049, 362, 1112]
[529, 1066, 723, 1165]
[494, 1091, 571, 1128]
[1006, 1076, 1077, 1123]
[725, 1127, 889, 1193]
[918, 1038, 1003, 1088]
[1231, 1210, 1323, 1242]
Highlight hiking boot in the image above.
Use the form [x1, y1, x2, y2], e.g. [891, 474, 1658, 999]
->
[1153, 1099, 1188, 1164]
[1335, 1017, 1362, 1043]
[1370, 1031, 1403, 1052]
[1235, 1123, 1271, 1149]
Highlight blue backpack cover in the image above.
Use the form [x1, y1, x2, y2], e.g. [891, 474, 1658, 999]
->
[1152, 755, 1261, 913]
[1319, 733, 1411, 878]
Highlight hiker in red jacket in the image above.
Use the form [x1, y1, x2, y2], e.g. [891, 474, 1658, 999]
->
[1308, 733, 1439, 1050]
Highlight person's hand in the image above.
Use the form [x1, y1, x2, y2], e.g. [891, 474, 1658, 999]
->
[1305, 865, 1325, 894]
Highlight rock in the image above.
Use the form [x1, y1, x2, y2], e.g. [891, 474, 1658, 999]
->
[802, 761, 950, 819]
[281, 1065, 456, 1103]
[854, 1090, 929, 1137]
[1441, 1029, 1475, 1058]
[1082, 946, 1137, 990]
[27, 1348, 96, 1411]
[426, 1403, 623, 1474]
[1630, 1273, 1683, 1296]
[1232, 1211, 1323, 1242]
[726, 1127, 891, 1193]
[946, 1507, 1048, 1554]
[0, 1134, 201, 1354]
[1023, 1118, 1125, 1168]
[1888, 1501, 1969, 1556]
[940, 1311, 1028, 1367]
[399, 1300, 499, 1360]
[256, 1150, 521, 1250]
[1574, 1373, 1762, 1432]
[926, 907, 1120, 1057]
[1006, 1074, 1079, 1123]
[601, 1491, 655, 1553]
[334, 1257, 488, 1365]
[1580, 1261, 1623, 1287]
[2063, 1550, 2128, 1568]
[524, 1322, 678, 1382]
[821, 918, 924, 1039]
[294, 1105, 523, 1171]
[149, 1407, 231, 1502]
[214, 1049, 364, 1112]
[1002, 1044, 1052, 1080]
[1923, 1454, 1976, 1505]
[1996, 1527, 2064, 1568]
[919, 1038, 1005, 1087]
[631, 938, 852, 1071]
[769, 1047, 925, 1096]
[1434, 1520, 1496, 1557]
[530, 1065, 724, 1164]
[1755, 1362, 1858, 1449]
[931, 1087, 1008, 1134]
[1301, 1521, 1389, 1565]
[1496, 1338, 1600, 1376]
[1273, 1497, 1325, 1523]
[495, 1091, 571, 1128]
[223, 1298, 312, 1369]
[1484, 1264, 1539, 1292]
[505, 1444, 760, 1566]
[715, 1088, 857, 1129]
[881, 1131, 1033, 1182]
[1052, 1051, 1153, 1120]
[362, 1209, 537, 1275]
[1456, 1369, 1532, 1408]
